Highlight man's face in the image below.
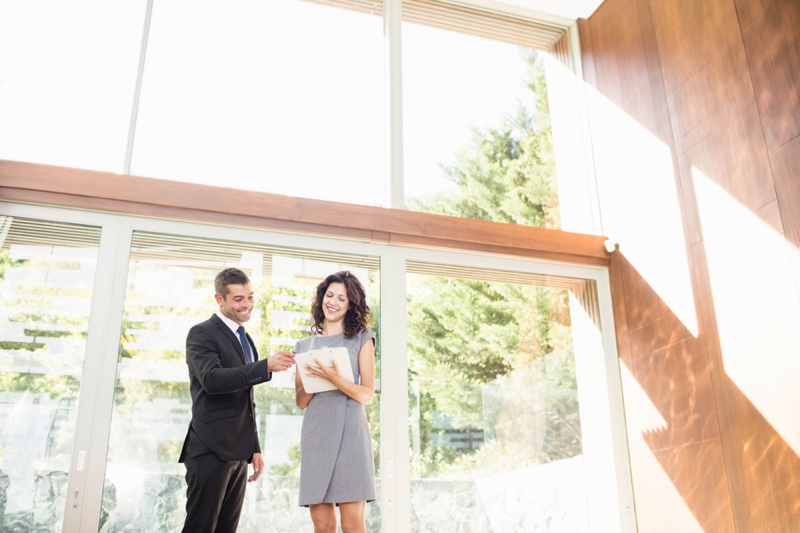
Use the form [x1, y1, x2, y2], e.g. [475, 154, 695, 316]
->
[215, 283, 254, 325]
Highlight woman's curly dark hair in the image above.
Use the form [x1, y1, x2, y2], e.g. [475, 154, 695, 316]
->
[310, 271, 371, 338]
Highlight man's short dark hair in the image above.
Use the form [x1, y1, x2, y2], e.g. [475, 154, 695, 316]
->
[215, 268, 251, 299]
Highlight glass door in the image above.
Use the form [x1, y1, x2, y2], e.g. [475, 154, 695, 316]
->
[402, 257, 632, 532]
[0, 215, 106, 531]
[100, 230, 382, 532]
[0, 202, 634, 532]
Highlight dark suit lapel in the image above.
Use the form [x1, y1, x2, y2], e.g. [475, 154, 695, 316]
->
[210, 314, 248, 365]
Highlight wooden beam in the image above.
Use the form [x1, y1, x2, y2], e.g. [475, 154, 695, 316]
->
[0, 159, 610, 266]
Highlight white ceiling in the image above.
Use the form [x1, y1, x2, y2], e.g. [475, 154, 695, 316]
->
[464, 0, 605, 21]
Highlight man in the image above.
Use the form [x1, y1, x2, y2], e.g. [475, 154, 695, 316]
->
[179, 267, 295, 532]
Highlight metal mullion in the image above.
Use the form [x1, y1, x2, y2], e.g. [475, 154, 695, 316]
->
[63, 217, 133, 531]
[123, 0, 153, 175]
[379, 247, 410, 533]
[386, 0, 405, 209]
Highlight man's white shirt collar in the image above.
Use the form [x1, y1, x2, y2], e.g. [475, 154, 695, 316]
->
[216, 312, 240, 335]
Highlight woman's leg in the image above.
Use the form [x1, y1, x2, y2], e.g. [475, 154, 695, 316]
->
[309, 503, 338, 533]
[338, 501, 367, 533]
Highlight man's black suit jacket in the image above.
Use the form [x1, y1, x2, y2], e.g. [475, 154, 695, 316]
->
[179, 314, 272, 463]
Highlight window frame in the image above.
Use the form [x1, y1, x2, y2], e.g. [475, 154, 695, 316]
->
[0, 198, 635, 532]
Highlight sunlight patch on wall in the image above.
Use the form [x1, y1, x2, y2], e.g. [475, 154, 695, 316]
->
[620, 362, 667, 436]
[546, 55, 600, 234]
[586, 87, 697, 335]
[693, 168, 800, 455]
[619, 364, 703, 532]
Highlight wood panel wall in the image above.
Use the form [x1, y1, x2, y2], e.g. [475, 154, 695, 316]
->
[580, 0, 800, 531]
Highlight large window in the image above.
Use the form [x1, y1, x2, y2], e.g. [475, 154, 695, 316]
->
[402, 4, 563, 229]
[405, 264, 588, 531]
[101, 231, 382, 532]
[0, 0, 577, 225]
[131, 0, 386, 206]
[0, 216, 103, 530]
[0, 1, 144, 172]
[0, 202, 633, 532]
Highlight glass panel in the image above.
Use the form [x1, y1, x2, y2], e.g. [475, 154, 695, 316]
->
[131, 0, 386, 206]
[0, 216, 102, 530]
[0, 1, 146, 172]
[102, 232, 382, 531]
[402, 18, 561, 228]
[406, 267, 588, 532]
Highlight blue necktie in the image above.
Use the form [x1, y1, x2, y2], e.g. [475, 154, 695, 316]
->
[237, 326, 253, 363]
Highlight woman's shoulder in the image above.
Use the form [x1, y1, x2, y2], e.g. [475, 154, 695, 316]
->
[293, 334, 316, 351]
[358, 328, 376, 345]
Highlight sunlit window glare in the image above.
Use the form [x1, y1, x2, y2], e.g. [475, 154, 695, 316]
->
[0, 0, 562, 220]
[402, 24, 535, 199]
[131, 0, 386, 206]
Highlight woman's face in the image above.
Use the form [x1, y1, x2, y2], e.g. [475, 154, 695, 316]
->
[322, 281, 350, 323]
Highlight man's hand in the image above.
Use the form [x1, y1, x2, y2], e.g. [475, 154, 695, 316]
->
[249, 452, 264, 483]
[267, 350, 296, 372]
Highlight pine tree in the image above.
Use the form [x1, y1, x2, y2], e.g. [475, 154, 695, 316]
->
[406, 52, 580, 476]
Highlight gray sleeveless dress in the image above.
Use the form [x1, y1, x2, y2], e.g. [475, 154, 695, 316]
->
[294, 329, 377, 506]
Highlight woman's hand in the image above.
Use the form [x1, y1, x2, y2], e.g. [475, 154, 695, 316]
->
[308, 342, 375, 404]
[305, 358, 342, 383]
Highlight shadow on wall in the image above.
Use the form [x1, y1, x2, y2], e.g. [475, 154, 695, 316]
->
[613, 251, 800, 531]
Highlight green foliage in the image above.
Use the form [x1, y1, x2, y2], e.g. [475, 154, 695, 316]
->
[0, 341, 45, 351]
[409, 52, 560, 230]
[408, 278, 521, 427]
[113, 379, 190, 409]
[253, 277, 317, 353]
[0, 248, 27, 279]
[366, 390, 381, 473]
[23, 329, 86, 339]
[14, 286, 92, 298]
[157, 439, 184, 463]
[405, 52, 581, 478]
[270, 443, 302, 477]
[9, 313, 88, 326]
[253, 385, 299, 415]
[0, 371, 79, 398]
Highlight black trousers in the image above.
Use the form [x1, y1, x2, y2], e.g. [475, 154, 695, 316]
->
[182, 452, 248, 533]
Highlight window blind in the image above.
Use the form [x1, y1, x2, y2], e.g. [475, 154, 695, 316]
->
[306, 0, 566, 51]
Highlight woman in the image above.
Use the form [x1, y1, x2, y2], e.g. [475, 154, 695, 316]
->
[294, 271, 376, 533]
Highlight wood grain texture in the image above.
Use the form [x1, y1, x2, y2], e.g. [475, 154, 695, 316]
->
[682, 103, 776, 212]
[738, 0, 800, 151]
[608, 249, 634, 371]
[694, 250, 800, 530]
[613, 249, 674, 331]
[584, 0, 673, 144]
[0, 159, 610, 266]
[651, 0, 743, 96]
[631, 335, 720, 450]
[771, 136, 800, 249]
[663, 21, 753, 155]
[583, 0, 800, 530]
[651, 440, 736, 532]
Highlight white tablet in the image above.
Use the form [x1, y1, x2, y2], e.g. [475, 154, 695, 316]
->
[295, 346, 354, 393]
